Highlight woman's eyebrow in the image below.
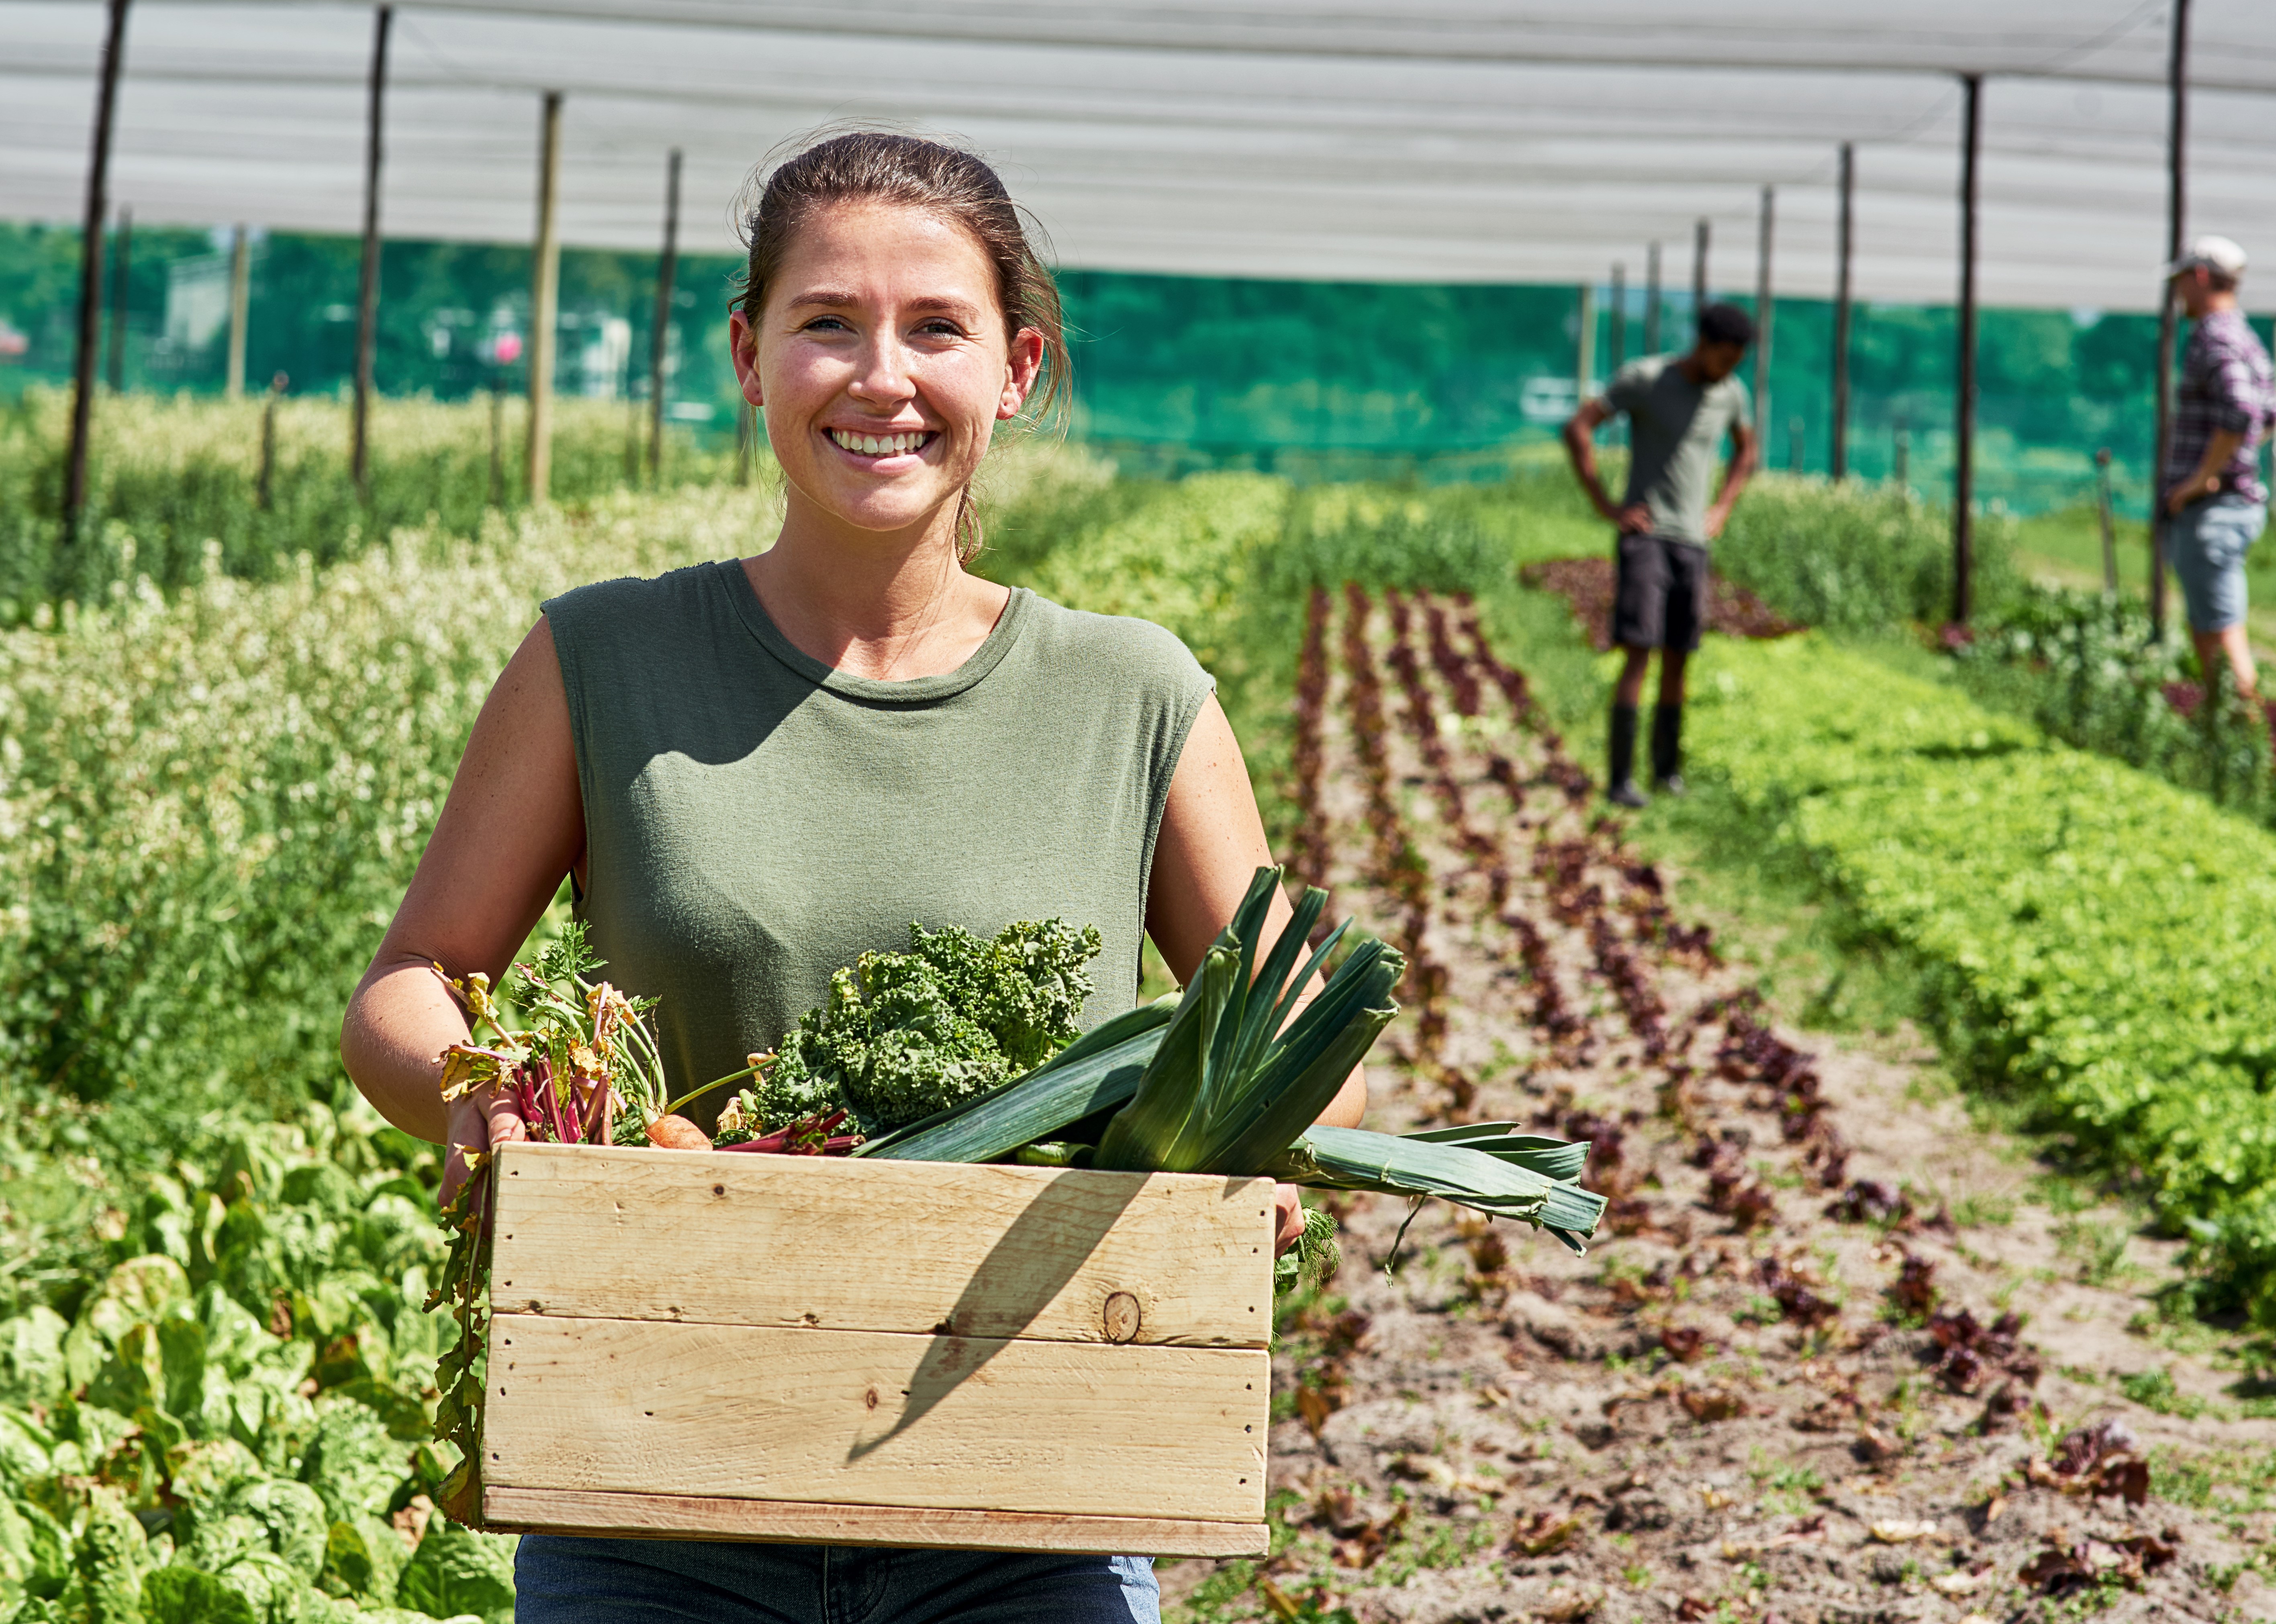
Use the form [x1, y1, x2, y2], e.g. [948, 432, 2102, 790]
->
[783, 290, 980, 319]
[902, 296, 980, 318]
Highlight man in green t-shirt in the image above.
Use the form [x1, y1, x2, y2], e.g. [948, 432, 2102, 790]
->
[1561, 302, 1759, 806]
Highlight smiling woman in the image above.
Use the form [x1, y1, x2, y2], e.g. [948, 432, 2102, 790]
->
[337, 130, 1361, 1622]
[729, 132, 1070, 568]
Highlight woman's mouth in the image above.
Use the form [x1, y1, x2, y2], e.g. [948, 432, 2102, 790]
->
[826, 428, 934, 459]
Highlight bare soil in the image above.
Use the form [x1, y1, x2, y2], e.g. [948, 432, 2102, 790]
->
[1158, 589, 2276, 1624]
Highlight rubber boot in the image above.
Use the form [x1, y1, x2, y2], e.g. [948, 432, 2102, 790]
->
[1651, 704, 1686, 796]
[1607, 705, 1647, 807]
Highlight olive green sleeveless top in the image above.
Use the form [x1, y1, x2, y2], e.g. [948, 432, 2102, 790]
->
[542, 560, 1214, 1129]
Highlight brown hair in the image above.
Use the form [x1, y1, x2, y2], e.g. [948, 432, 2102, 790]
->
[732, 130, 1069, 558]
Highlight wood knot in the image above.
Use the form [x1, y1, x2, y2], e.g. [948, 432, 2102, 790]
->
[865, 1386, 879, 1410]
[1103, 1291, 1142, 1344]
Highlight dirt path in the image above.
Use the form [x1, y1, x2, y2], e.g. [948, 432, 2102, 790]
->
[1159, 590, 2276, 1624]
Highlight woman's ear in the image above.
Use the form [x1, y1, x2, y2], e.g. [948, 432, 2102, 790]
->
[998, 327, 1046, 422]
[729, 310, 764, 408]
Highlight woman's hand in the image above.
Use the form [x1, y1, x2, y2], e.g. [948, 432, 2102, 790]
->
[1273, 1183, 1306, 1255]
[440, 1086, 527, 1210]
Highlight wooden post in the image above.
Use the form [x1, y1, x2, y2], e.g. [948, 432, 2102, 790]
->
[107, 206, 131, 392]
[1752, 185, 1774, 443]
[1574, 282, 1595, 404]
[1953, 73, 1983, 625]
[1608, 262, 1626, 372]
[351, 4, 392, 499]
[2096, 448, 2120, 594]
[2149, 0, 2190, 637]
[225, 224, 250, 400]
[648, 147, 682, 484]
[1831, 142, 1855, 479]
[526, 90, 563, 505]
[1895, 420, 1910, 489]
[1692, 217, 1709, 323]
[1643, 241, 1662, 355]
[65, 0, 129, 544]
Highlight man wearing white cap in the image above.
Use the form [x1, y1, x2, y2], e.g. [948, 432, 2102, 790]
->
[2163, 235, 2275, 700]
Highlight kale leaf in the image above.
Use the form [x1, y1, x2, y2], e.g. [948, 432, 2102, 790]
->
[746, 918, 1104, 1135]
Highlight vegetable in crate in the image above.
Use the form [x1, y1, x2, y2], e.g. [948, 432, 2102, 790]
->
[729, 918, 1104, 1136]
[867, 867, 1607, 1252]
[426, 874, 1602, 1530]
[425, 922, 810, 1522]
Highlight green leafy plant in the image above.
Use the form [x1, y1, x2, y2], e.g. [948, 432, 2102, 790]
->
[1689, 633, 2276, 1324]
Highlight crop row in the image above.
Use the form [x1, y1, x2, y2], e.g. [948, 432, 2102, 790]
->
[1689, 635, 2276, 1320]
[1290, 580, 1849, 1240]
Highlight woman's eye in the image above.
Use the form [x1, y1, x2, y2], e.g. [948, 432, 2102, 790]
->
[803, 316, 851, 333]
[917, 320, 964, 338]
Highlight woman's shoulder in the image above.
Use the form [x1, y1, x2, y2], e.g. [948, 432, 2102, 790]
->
[1014, 591, 1212, 693]
[543, 560, 727, 628]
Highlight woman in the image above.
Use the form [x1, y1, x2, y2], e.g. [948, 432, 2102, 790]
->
[340, 131, 1363, 1621]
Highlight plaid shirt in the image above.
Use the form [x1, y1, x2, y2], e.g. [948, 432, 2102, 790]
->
[2166, 308, 2274, 505]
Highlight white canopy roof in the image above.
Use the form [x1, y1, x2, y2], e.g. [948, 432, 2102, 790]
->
[5, 0, 2274, 311]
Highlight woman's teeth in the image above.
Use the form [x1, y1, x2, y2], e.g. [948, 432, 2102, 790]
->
[829, 429, 928, 456]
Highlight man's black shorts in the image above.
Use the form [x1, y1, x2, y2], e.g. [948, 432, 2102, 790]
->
[1612, 532, 1709, 652]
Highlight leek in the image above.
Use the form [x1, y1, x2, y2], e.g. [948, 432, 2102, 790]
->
[1094, 869, 1401, 1177]
[852, 1001, 1173, 1163]
[855, 866, 1604, 1255]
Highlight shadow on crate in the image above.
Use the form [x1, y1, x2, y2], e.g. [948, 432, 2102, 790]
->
[850, 1170, 1160, 1456]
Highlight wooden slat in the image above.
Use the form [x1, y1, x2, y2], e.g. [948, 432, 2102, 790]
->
[480, 1486, 1270, 1557]
[488, 1144, 1275, 1348]
[483, 1314, 1269, 1524]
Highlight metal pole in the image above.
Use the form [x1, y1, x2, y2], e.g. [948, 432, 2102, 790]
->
[648, 147, 682, 484]
[1692, 216, 1710, 323]
[64, 0, 129, 544]
[107, 205, 131, 392]
[1753, 185, 1775, 451]
[2096, 448, 2120, 594]
[1575, 282, 1595, 404]
[1643, 241, 1662, 354]
[1953, 73, 1982, 625]
[488, 388, 505, 507]
[225, 224, 250, 400]
[1831, 142, 1855, 479]
[351, 4, 391, 498]
[526, 90, 563, 504]
[258, 371, 284, 510]
[1608, 261, 1626, 372]
[2149, 0, 2190, 637]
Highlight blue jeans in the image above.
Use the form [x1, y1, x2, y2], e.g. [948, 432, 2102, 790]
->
[2165, 493, 2267, 633]
[513, 1536, 1161, 1624]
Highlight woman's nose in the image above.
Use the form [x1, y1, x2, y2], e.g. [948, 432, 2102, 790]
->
[846, 337, 916, 405]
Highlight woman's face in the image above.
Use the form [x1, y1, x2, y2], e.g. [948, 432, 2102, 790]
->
[733, 201, 1042, 543]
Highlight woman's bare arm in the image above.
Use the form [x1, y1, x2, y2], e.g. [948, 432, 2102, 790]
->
[1149, 697, 1369, 1252]
[340, 618, 585, 1198]
[1148, 694, 1370, 1132]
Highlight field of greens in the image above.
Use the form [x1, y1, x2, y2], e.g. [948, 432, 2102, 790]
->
[1688, 637, 2276, 1319]
[3, 394, 2274, 1621]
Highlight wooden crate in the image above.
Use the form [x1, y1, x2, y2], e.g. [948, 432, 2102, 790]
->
[476, 1142, 1276, 1556]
